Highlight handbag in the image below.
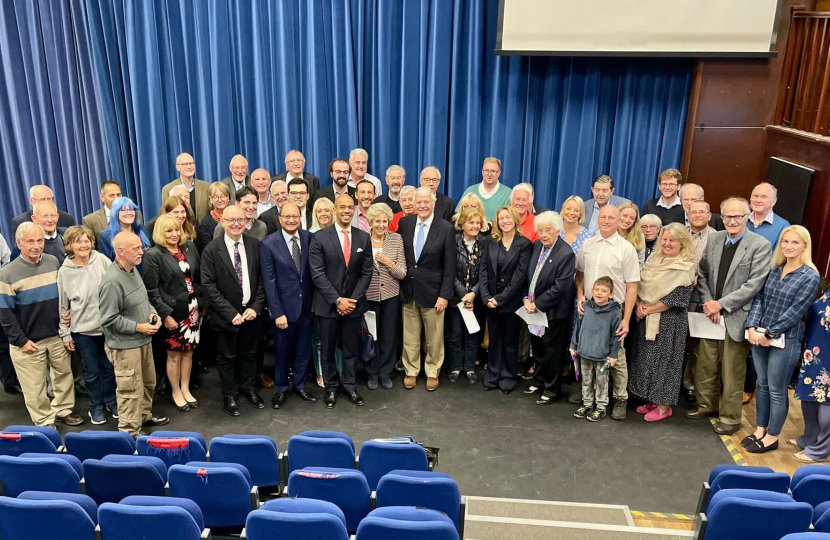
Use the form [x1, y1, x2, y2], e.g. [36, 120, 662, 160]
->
[359, 316, 376, 360]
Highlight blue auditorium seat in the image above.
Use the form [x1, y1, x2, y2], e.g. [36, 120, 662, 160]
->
[82, 454, 167, 505]
[18, 491, 98, 524]
[20, 452, 83, 478]
[0, 431, 57, 456]
[709, 470, 791, 499]
[355, 506, 458, 540]
[209, 434, 281, 488]
[793, 475, 830, 508]
[64, 431, 136, 462]
[288, 467, 371, 532]
[792, 464, 830, 490]
[0, 454, 81, 497]
[705, 488, 793, 513]
[815, 500, 830, 525]
[707, 464, 774, 486]
[376, 470, 462, 529]
[247, 499, 349, 540]
[704, 497, 811, 540]
[137, 433, 207, 468]
[120, 495, 205, 530]
[3, 425, 62, 448]
[0, 497, 95, 540]
[168, 462, 257, 530]
[358, 440, 429, 491]
[98, 502, 202, 540]
[287, 431, 355, 474]
[782, 534, 830, 540]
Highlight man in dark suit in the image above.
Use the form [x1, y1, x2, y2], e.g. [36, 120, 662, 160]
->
[220, 154, 252, 197]
[313, 158, 357, 206]
[259, 180, 288, 235]
[200, 204, 267, 417]
[271, 150, 321, 203]
[680, 183, 726, 231]
[418, 167, 454, 223]
[308, 194, 373, 409]
[398, 186, 457, 392]
[260, 202, 316, 409]
[11, 185, 75, 235]
[287, 179, 314, 231]
[373, 165, 405, 214]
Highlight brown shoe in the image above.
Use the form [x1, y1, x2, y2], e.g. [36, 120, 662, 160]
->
[426, 377, 439, 391]
[60, 412, 84, 427]
[742, 392, 753, 405]
[404, 376, 417, 389]
[257, 374, 275, 389]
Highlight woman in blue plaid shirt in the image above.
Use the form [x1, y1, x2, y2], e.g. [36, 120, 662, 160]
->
[743, 225, 820, 454]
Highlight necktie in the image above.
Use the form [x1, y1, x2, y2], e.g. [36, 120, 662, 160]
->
[291, 236, 302, 274]
[233, 242, 243, 286]
[342, 229, 351, 266]
[528, 247, 550, 338]
[415, 222, 426, 261]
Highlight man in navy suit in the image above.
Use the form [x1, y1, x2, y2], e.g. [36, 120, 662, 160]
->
[308, 194, 373, 409]
[260, 203, 317, 409]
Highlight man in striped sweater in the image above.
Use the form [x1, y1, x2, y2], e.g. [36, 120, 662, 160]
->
[0, 222, 83, 427]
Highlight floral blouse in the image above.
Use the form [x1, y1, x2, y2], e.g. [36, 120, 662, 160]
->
[796, 286, 830, 403]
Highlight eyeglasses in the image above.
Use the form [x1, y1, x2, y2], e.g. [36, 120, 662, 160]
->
[120, 208, 136, 214]
[332, 169, 350, 175]
[660, 183, 678, 188]
[177, 161, 195, 167]
[482, 169, 500, 175]
[289, 191, 308, 197]
[280, 214, 301, 220]
[211, 195, 228, 201]
[689, 211, 710, 217]
[722, 213, 748, 223]
[223, 218, 245, 224]
[420, 177, 439, 183]
[681, 197, 702, 204]
[641, 224, 660, 230]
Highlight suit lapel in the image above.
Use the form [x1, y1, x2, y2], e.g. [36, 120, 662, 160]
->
[243, 236, 257, 283]
[501, 238, 520, 270]
[218, 240, 237, 277]
[724, 238, 749, 286]
[301, 232, 310, 279]
[420, 219, 440, 258]
[328, 227, 347, 266]
[349, 227, 361, 265]
[276, 232, 300, 277]
[488, 241, 499, 278]
[164, 249, 188, 290]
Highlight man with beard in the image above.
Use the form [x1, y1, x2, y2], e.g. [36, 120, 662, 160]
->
[313, 158, 357, 205]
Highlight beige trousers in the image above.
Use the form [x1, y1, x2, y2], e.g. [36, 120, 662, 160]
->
[402, 300, 445, 379]
[106, 344, 156, 437]
[10, 335, 74, 426]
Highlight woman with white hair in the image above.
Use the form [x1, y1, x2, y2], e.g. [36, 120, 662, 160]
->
[521, 211, 576, 404]
[640, 214, 663, 261]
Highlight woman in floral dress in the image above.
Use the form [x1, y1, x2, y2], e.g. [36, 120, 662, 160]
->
[791, 281, 830, 462]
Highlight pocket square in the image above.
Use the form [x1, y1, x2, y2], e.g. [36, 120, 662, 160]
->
[357, 248, 364, 253]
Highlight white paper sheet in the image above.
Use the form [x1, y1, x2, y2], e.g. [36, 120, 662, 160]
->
[515, 306, 548, 328]
[688, 312, 725, 340]
[457, 304, 481, 334]
[363, 311, 377, 340]
[745, 328, 786, 349]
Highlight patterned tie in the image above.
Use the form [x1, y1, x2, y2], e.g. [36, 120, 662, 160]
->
[291, 236, 302, 274]
[342, 229, 351, 266]
[415, 222, 426, 261]
[233, 242, 243, 286]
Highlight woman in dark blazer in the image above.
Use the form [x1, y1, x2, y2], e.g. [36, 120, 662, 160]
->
[522, 211, 576, 404]
[480, 206, 532, 393]
[448, 206, 487, 385]
[143, 214, 205, 412]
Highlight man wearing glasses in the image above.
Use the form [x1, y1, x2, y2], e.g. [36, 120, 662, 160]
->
[213, 187, 267, 241]
[313, 158, 357, 205]
[220, 155, 252, 196]
[640, 169, 685, 225]
[287, 179, 313, 230]
[272, 150, 321, 203]
[419, 166, 454, 223]
[11, 185, 75, 236]
[686, 196, 771, 435]
[455, 157, 512, 221]
[161, 153, 211, 222]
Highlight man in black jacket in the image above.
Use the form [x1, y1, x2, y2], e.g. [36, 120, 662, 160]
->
[308, 194, 373, 409]
[201, 205, 267, 417]
[418, 167, 454, 223]
[271, 150, 321, 202]
[398, 187, 457, 392]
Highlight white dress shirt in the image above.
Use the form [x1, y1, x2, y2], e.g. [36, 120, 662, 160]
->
[300, 208, 308, 230]
[282, 229, 301, 257]
[656, 195, 682, 209]
[224, 234, 251, 306]
[348, 172, 383, 194]
[104, 206, 112, 223]
[576, 232, 641, 298]
[413, 213, 435, 260]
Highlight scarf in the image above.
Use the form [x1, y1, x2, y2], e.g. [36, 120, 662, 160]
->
[638, 256, 695, 340]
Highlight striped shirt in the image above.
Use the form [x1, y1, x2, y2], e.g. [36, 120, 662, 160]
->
[366, 232, 407, 302]
[0, 254, 61, 347]
[746, 264, 820, 341]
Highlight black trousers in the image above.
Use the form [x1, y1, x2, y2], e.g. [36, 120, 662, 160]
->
[0, 325, 18, 390]
[216, 319, 259, 396]
[530, 317, 569, 399]
[319, 316, 360, 393]
[366, 297, 400, 381]
[484, 310, 522, 390]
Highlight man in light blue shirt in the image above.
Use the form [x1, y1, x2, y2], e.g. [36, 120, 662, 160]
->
[746, 182, 789, 250]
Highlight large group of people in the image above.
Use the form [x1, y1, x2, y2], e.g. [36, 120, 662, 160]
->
[0, 150, 828, 465]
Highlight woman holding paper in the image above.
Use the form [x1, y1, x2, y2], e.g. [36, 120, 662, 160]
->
[447, 207, 487, 385]
[364, 203, 407, 390]
[744, 225, 820, 454]
[522, 211, 576, 404]
[480, 206, 532, 393]
[628, 223, 695, 422]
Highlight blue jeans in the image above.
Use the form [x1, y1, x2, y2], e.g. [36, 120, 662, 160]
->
[752, 338, 801, 436]
[72, 333, 116, 414]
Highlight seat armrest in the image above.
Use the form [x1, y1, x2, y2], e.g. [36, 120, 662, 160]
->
[95, 524, 102, 540]
[355, 455, 360, 469]
[79, 477, 86, 494]
[460, 496, 467, 537]
[57, 445, 66, 453]
[250, 486, 260, 509]
[165, 481, 171, 497]
[692, 513, 707, 540]
[370, 491, 377, 510]
[201, 527, 212, 540]
[695, 482, 711, 515]
[205, 451, 210, 461]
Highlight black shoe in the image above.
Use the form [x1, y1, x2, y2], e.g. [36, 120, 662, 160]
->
[536, 396, 556, 406]
[684, 389, 697, 404]
[346, 390, 365, 406]
[685, 408, 717, 420]
[466, 372, 478, 385]
[223, 395, 240, 416]
[74, 386, 89, 398]
[242, 390, 265, 409]
[169, 395, 190, 412]
[293, 388, 317, 403]
[324, 392, 337, 409]
[501, 388, 512, 395]
[141, 416, 170, 427]
[185, 398, 199, 408]
[714, 422, 740, 435]
[156, 378, 169, 397]
[4, 385, 22, 395]
[745, 439, 779, 454]
[484, 386, 497, 392]
[272, 392, 287, 409]
[448, 372, 460, 384]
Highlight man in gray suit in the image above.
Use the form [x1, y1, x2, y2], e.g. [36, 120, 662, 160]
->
[686, 196, 771, 434]
[220, 155, 252, 197]
[583, 175, 631, 235]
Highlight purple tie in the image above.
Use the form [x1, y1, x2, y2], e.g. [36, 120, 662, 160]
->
[234, 242, 243, 286]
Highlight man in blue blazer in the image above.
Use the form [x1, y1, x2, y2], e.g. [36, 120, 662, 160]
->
[308, 194, 374, 409]
[583, 175, 631, 234]
[260, 203, 317, 410]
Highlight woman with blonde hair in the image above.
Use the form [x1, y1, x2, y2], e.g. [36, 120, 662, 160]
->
[161, 196, 198, 243]
[559, 195, 592, 254]
[455, 192, 491, 233]
[743, 225, 820, 453]
[629, 222, 696, 421]
[310, 197, 335, 232]
[617, 202, 646, 267]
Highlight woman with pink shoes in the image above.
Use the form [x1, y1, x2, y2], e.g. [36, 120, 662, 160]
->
[628, 223, 696, 422]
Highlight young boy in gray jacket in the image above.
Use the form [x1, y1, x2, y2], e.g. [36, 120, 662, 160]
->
[570, 276, 621, 422]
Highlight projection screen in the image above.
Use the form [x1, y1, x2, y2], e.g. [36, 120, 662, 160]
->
[496, 0, 783, 57]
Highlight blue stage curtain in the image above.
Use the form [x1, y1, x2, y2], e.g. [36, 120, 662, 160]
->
[0, 0, 691, 233]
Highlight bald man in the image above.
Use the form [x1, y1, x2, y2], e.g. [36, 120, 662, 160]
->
[418, 167, 454, 223]
[99, 232, 168, 436]
[221, 154, 252, 197]
[250, 168, 274, 217]
[11, 185, 75, 236]
[161, 153, 211, 221]
[272, 150, 321, 202]
[747, 182, 790, 250]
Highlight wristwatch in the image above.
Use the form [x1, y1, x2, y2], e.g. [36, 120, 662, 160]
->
[335, 297, 342, 307]
[764, 330, 776, 340]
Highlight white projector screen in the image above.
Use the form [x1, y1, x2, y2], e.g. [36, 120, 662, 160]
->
[497, 0, 782, 57]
